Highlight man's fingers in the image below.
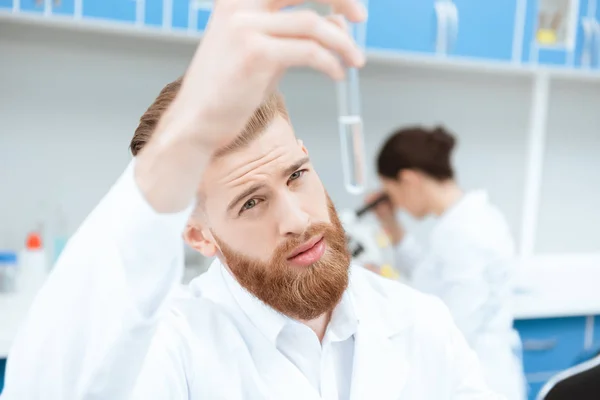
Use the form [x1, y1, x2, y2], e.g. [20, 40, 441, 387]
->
[326, 0, 366, 23]
[250, 10, 364, 68]
[268, 37, 345, 80]
[326, 13, 348, 31]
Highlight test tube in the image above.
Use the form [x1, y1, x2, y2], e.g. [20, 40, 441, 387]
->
[337, 1, 368, 195]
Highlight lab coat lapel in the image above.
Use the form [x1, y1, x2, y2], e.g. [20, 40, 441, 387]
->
[350, 323, 411, 400]
[349, 285, 412, 400]
[250, 345, 322, 400]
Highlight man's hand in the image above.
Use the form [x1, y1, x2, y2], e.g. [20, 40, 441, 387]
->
[173, 0, 367, 148]
[135, 0, 367, 213]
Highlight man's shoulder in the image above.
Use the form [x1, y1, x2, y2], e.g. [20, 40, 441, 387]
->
[158, 285, 250, 354]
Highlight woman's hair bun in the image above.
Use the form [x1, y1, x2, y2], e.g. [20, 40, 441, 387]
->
[430, 126, 456, 152]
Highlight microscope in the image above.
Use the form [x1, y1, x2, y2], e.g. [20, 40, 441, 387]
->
[339, 194, 400, 280]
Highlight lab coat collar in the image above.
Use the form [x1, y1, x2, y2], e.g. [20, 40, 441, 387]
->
[213, 259, 359, 347]
[192, 262, 412, 399]
[218, 262, 289, 345]
[326, 288, 357, 344]
[190, 262, 323, 399]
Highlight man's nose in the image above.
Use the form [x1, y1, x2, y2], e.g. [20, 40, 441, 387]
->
[277, 195, 310, 237]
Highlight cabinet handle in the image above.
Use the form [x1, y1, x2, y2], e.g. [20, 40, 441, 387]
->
[446, 2, 459, 52]
[581, 17, 595, 68]
[523, 338, 559, 351]
[134, 0, 146, 26]
[593, 20, 600, 68]
[434, 1, 457, 55]
[434, 1, 449, 54]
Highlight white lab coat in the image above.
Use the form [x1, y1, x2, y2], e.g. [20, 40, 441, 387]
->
[395, 190, 526, 400]
[2, 163, 504, 400]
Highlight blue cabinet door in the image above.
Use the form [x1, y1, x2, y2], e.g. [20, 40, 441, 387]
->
[83, 0, 136, 23]
[592, 315, 600, 349]
[3, 0, 73, 15]
[527, 379, 549, 400]
[172, 0, 189, 30]
[52, 0, 74, 15]
[594, 0, 600, 68]
[367, 0, 437, 54]
[192, 6, 210, 32]
[145, 0, 164, 27]
[16, 0, 44, 13]
[515, 317, 586, 374]
[0, 358, 4, 396]
[522, 0, 590, 67]
[451, 0, 519, 61]
[171, 0, 210, 32]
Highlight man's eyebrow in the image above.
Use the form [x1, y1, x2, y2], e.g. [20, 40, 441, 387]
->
[227, 183, 265, 213]
[226, 157, 310, 213]
[282, 156, 310, 178]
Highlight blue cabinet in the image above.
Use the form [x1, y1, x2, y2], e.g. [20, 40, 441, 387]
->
[591, 1, 600, 68]
[0, 358, 5, 396]
[593, 315, 600, 347]
[144, 0, 164, 27]
[521, 0, 592, 67]
[51, 0, 75, 16]
[515, 316, 589, 400]
[83, 0, 137, 23]
[14, 0, 44, 13]
[192, 5, 210, 32]
[451, 0, 519, 61]
[171, 0, 189, 30]
[1, 0, 74, 15]
[367, 0, 437, 54]
[171, 0, 210, 32]
[516, 317, 586, 373]
[3, 0, 599, 71]
[526, 380, 548, 400]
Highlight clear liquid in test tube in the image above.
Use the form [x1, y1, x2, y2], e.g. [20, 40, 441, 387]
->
[337, 3, 367, 195]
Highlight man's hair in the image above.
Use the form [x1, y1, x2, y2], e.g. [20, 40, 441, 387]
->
[130, 77, 289, 156]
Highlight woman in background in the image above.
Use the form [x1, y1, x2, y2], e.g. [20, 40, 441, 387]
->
[370, 126, 526, 400]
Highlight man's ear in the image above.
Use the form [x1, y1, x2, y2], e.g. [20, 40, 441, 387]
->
[184, 223, 217, 258]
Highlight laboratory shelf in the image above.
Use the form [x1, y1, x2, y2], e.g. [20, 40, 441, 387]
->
[2, 11, 600, 84]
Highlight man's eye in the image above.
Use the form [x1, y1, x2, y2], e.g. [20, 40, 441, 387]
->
[242, 199, 258, 211]
[289, 170, 306, 181]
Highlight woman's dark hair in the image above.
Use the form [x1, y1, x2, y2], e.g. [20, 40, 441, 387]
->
[376, 125, 456, 181]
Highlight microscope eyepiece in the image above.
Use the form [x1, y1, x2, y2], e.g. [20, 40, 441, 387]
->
[355, 193, 390, 217]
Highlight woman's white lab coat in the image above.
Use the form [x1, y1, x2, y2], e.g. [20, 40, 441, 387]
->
[2, 164, 504, 399]
[395, 190, 526, 400]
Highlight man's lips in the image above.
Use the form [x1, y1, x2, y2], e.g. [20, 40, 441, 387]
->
[287, 236, 326, 266]
[288, 235, 324, 259]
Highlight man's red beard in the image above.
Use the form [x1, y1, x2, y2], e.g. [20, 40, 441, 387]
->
[214, 198, 351, 320]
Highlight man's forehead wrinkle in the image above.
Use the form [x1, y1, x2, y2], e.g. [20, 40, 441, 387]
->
[215, 147, 287, 187]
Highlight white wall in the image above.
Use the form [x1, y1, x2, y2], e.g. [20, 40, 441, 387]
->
[536, 79, 600, 253]
[1, 20, 598, 255]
